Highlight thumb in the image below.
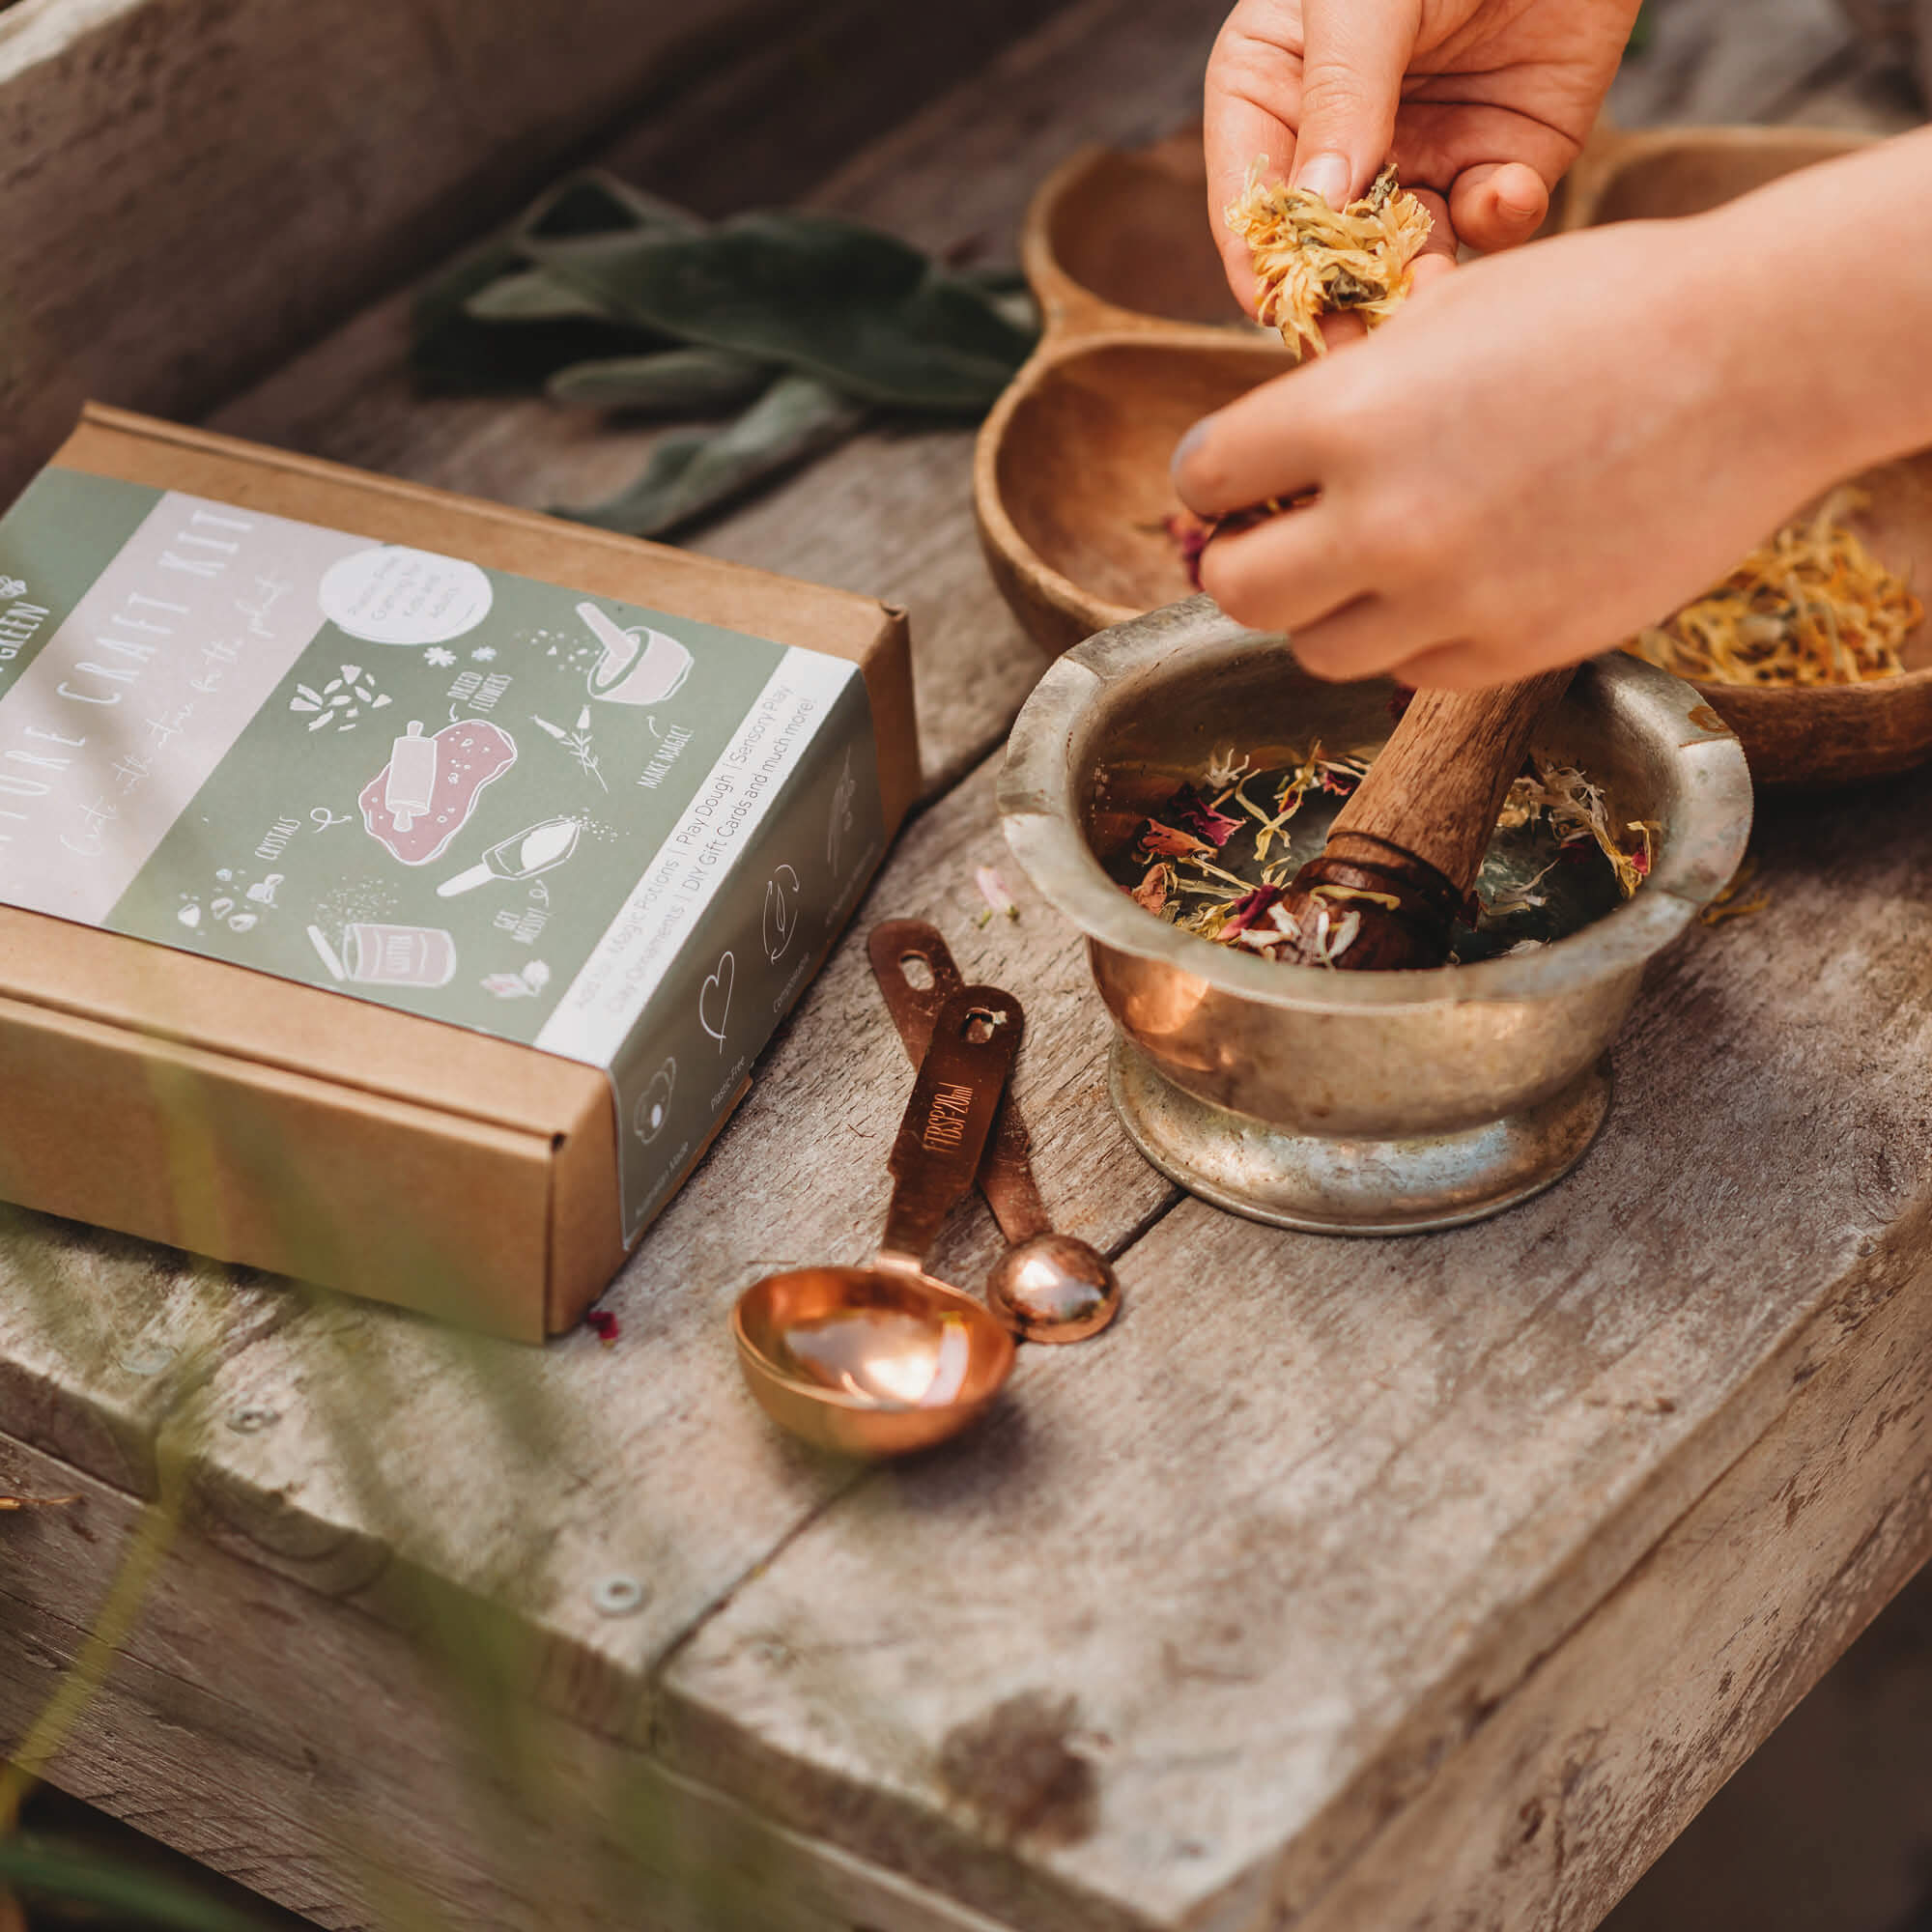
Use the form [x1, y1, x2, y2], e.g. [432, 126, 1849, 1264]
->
[1292, 0, 1422, 208]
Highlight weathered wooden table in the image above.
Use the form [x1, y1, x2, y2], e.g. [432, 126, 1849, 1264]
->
[5, 2, 1932, 1928]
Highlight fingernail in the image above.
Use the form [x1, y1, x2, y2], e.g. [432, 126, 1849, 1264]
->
[1171, 414, 1215, 480]
[1294, 152, 1351, 208]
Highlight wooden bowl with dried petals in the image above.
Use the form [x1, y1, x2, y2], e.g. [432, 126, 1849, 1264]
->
[1565, 123, 1932, 787]
[975, 131, 1293, 656]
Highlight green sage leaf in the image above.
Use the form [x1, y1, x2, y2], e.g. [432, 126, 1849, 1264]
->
[546, 346, 777, 413]
[411, 174, 708, 392]
[465, 267, 616, 324]
[412, 238, 666, 393]
[542, 213, 1037, 413]
[553, 372, 866, 537]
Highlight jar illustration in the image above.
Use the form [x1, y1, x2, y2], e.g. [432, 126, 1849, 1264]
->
[308, 922, 457, 988]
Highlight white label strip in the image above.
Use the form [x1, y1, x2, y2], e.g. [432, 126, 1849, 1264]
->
[536, 646, 860, 1065]
[0, 493, 363, 923]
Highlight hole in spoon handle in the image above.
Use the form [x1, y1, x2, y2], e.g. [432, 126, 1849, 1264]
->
[878, 984, 1024, 1270]
[868, 922, 1046, 1242]
[867, 919, 967, 1066]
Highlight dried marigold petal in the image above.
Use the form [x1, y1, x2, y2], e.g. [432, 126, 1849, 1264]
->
[1626, 489, 1919, 687]
[1141, 818, 1212, 858]
[1226, 159, 1434, 361]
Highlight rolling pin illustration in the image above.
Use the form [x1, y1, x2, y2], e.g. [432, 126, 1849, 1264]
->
[359, 719, 517, 866]
[383, 722, 439, 832]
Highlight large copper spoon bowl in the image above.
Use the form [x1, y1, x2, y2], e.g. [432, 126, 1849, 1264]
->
[732, 985, 1022, 1457]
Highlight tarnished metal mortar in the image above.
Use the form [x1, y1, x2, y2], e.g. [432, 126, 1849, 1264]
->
[998, 599, 1754, 1233]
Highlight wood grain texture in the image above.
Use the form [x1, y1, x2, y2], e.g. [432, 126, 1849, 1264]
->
[0, 0, 802, 501]
[0, 1213, 290, 1499]
[0, 1435, 1023, 1932]
[650, 765, 1932, 1932]
[210, 0, 1235, 794]
[1286, 1210, 1932, 1932]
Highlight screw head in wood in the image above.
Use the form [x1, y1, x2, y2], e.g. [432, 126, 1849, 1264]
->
[593, 1575, 648, 1617]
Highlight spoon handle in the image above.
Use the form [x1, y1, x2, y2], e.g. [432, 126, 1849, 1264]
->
[868, 922, 1051, 1242]
[876, 984, 1023, 1272]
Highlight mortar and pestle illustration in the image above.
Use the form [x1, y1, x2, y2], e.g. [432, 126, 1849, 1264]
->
[576, 601, 693, 706]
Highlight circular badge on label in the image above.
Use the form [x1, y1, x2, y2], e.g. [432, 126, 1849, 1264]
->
[320, 546, 494, 645]
[634, 1060, 676, 1144]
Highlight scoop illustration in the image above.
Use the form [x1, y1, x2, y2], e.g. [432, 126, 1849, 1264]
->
[439, 815, 582, 896]
[577, 601, 692, 706]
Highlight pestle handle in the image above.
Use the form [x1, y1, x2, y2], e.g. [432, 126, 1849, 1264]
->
[1326, 668, 1576, 894]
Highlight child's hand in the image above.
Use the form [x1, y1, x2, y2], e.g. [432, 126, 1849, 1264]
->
[1207, 0, 1640, 308]
[1174, 211, 1864, 690]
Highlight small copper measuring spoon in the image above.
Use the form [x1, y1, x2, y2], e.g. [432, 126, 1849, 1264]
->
[733, 984, 1023, 1457]
[868, 920, 1121, 1344]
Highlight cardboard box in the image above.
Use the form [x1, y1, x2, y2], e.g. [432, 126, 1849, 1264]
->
[0, 406, 918, 1339]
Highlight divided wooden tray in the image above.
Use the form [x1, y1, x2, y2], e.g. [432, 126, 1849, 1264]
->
[976, 122, 1932, 787]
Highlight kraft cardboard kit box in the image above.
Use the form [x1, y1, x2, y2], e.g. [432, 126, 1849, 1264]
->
[0, 406, 919, 1340]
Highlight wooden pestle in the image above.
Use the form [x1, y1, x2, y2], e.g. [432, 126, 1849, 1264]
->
[1272, 668, 1576, 970]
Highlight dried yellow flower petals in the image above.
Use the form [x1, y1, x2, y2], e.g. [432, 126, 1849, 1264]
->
[1226, 159, 1434, 360]
[1501, 758, 1658, 900]
[1626, 489, 1921, 688]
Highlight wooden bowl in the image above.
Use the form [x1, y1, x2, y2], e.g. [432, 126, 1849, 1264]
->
[1565, 124, 1932, 786]
[975, 131, 1293, 656]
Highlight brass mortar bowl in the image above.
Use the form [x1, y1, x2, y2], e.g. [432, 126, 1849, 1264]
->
[998, 600, 1753, 1232]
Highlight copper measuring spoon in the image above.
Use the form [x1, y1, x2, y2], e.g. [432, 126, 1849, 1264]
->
[732, 984, 1023, 1457]
[868, 921, 1121, 1344]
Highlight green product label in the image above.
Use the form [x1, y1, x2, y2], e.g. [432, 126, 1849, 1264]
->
[0, 469, 886, 1241]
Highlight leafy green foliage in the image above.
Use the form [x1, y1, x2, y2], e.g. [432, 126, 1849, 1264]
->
[0, 1835, 268, 1931]
[409, 169, 1036, 535]
[554, 372, 866, 536]
[545, 345, 776, 413]
[535, 212, 1034, 413]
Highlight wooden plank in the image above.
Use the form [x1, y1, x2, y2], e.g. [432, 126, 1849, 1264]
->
[1606, 0, 1921, 132]
[0, 1213, 289, 1500]
[1592, 1564, 1932, 1932]
[1282, 1225, 1932, 1932]
[208, 0, 1234, 793]
[647, 768, 1932, 1932]
[0, 0, 812, 501]
[0, 1434, 1023, 1932]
